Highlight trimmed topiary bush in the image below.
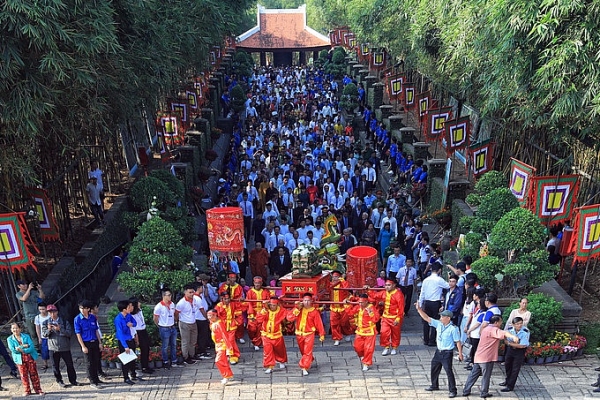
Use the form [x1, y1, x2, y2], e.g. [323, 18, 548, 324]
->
[477, 188, 519, 222]
[489, 207, 546, 260]
[127, 217, 193, 272]
[130, 176, 176, 211]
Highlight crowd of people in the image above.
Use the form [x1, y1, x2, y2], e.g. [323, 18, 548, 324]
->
[0, 62, 577, 398]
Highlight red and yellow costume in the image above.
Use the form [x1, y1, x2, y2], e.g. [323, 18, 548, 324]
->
[210, 318, 234, 379]
[257, 304, 288, 369]
[218, 282, 245, 339]
[286, 305, 325, 370]
[246, 287, 271, 346]
[214, 300, 244, 363]
[329, 276, 353, 341]
[368, 287, 404, 349]
[345, 303, 380, 366]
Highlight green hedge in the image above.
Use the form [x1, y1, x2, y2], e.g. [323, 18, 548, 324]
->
[451, 199, 473, 235]
[427, 177, 445, 211]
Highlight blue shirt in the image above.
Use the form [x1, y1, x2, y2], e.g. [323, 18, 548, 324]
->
[430, 319, 460, 350]
[114, 313, 136, 349]
[73, 313, 99, 342]
[386, 253, 407, 275]
[507, 326, 530, 347]
[483, 305, 501, 323]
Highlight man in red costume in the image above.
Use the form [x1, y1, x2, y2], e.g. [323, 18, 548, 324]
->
[329, 270, 352, 345]
[246, 277, 271, 351]
[344, 293, 380, 371]
[218, 273, 245, 343]
[286, 293, 326, 376]
[366, 277, 405, 356]
[207, 309, 234, 385]
[257, 297, 288, 374]
[214, 293, 242, 365]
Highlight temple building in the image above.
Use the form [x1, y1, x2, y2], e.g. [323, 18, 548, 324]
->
[236, 4, 330, 66]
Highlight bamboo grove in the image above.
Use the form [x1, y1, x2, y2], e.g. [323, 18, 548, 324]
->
[0, 0, 255, 211]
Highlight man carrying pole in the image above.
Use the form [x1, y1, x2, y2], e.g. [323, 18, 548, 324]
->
[344, 294, 380, 371]
[257, 297, 288, 374]
[286, 293, 325, 376]
[365, 277, 404, 355]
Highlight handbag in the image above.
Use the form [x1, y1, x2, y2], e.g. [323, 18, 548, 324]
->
[462, 338, 472, 359]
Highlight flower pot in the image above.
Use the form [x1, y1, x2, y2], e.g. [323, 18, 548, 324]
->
[115, 362, 123, 369]
[559, 354, 568, 361]
[576, 348, 584, 357]
[177, 355, 184, 364]
[497, 356, 505, 362]
[149, 361, 156, 369]
[109, 362, 116, 369]
[544, 356, 554, 363]
[552, 355, 560, 363]
[101, 360, 109, 368]
[535, 357, 545, 364]
[526, 358, 535, 365]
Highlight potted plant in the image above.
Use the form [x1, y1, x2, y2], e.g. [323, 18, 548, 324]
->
[525, 346, 535, 365]
[570, 335, 587, 357]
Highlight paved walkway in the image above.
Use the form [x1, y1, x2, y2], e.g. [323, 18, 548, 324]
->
[2, 307, 599, 399]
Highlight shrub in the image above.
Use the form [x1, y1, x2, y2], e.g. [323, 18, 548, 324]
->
[471, 255, 505, 291]
[150, 170, 185, 200]
[116, 269, 194, 303]
[340, 82, 359, 111]
[130, 177, 176, 211]
[502, 293, 562, 343]
[230, 84, 246, 113]
[579, 323, 600, 355]
[458, 231, 483, 262]
[474, 171, 507, 196]
[477, 188, 519, 222]
[489, 207, 546, 259]
[127, 217, 193, 271]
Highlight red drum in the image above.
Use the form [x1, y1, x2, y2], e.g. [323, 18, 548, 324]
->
[345, 246, 378, 289]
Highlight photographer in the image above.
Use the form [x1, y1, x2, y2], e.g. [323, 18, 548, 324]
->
[16, 279, 45, 346]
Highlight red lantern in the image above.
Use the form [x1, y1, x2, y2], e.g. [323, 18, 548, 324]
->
[206, 207, 244, 261]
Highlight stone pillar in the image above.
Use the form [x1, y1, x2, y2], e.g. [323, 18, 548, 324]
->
[379, 105, 393, 119]
[371, 82, 384, 111]
[352, 64, 364, 79]
[413, 142, 431, 161]
[363, 75, 377, 94]
[448, 180, 470, 203]
[389, 115, 404, 131]
[399, 127, 415, 144]
[214, 71, 224, 90]
[208, 85, 219, 119]
[347, 61, 358, 76]
[427, 159, 448, 179]
[358, 69, 369, 83]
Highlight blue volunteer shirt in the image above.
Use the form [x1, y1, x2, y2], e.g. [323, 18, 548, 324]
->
[74, 313, 99, 342]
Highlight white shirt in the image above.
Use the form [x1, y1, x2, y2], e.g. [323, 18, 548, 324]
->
[287, 238, 304, 253]
[267, 232, 284, 252]
[194, 293, 209, 321]
[418, 273, 450, 306]
[381, 216, 398, 237]
[175, 295, 203, 324]
[88, 168, 104, 191]
[153, 301, 176, 327]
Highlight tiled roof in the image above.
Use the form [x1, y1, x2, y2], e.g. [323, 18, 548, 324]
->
[237, 5, 330, 51]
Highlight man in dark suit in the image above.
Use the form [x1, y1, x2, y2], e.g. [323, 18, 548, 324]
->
[355, 212, 372, 240]
[339, 228, 357, 255]
[357, 175, 369, 198]
[269, 246, 292, 277]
